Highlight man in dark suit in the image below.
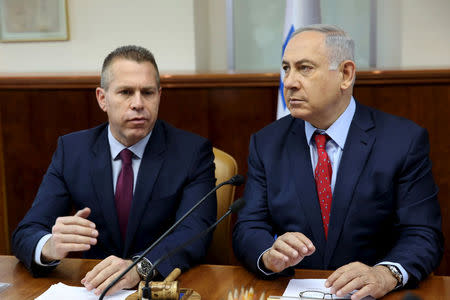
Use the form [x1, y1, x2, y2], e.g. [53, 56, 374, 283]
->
[12, 45, 216, 296]
[233, 25, 443, 300]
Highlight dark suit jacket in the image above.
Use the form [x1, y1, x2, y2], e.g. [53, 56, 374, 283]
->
[12, 120, 217, 277]
[233, 102, 443, 286]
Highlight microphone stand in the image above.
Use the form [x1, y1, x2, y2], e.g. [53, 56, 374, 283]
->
[142, 197, 245, 300]
[99, 175, 244, 300]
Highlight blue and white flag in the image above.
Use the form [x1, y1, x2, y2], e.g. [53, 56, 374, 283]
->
[277, 0, 321, 119]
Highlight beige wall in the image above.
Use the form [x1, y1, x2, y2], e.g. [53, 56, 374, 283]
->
[400, 0, 450, 68]
[0, 0, 448, 73]
[193, 0, 227, 72]
[0, 0, 196, 73]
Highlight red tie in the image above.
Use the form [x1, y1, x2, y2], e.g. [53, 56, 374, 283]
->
[115, 149, 134, 240]
[314, 133, 332, 239]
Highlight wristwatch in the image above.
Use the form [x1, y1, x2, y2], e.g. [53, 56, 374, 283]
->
[382, 264, 403, 289]
[134, 257, 157, 280]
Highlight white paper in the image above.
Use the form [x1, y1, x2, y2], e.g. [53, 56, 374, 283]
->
[283, 279, 351, 299]
[35, 282, 135, 300]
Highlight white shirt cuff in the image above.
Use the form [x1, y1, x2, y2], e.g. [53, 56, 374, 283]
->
[377, 261, 409, 287]
[34, 234, 60, 267]
[257, 248, 276, 276]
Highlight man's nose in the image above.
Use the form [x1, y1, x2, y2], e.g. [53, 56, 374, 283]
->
[283, 72, 300, 90]
[130, 93, 144, 110]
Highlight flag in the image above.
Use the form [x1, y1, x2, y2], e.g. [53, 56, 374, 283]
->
[277, 0, 321, 119]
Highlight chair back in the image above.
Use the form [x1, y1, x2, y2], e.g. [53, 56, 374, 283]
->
[204, 147, 238, 265]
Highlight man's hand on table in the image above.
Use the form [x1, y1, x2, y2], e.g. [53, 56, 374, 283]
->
[325, 262, 398, 300]
[81, 255, 140, 296]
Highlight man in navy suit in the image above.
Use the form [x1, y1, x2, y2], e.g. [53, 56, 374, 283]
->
[12, 45, 216, 296]
[233, 25, 443, 300]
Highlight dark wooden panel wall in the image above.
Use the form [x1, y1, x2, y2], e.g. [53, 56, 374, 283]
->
[0, 70, 449, 275]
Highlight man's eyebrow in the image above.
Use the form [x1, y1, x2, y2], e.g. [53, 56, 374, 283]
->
[282, 59, 317, 66]
[114, 85, 157, 90]
[141, 86, 158, 90]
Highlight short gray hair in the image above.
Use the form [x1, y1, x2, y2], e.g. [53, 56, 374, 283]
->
[292, 24, 355, 70]
[100, 45, 160, 90]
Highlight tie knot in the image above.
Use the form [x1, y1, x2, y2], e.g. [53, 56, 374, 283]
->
[119, 148, 133, 165]
[314, 133, 330, 148]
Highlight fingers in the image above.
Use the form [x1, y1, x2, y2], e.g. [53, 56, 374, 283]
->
[262, 232, 315, 273]
[262, 248, 290, 273]
[325, 262, 396, 300]
[275, 232, 315, 258]
[41, 207, 97, 261]
[327, 262, 367, 296]
[351, 285, 376, 300]
[97, 272, 130, 296]
[56, 208, 96, 230]
[75, 207, 91, 219]
[84, 259, 116, 292]
[52, 232, 97, 246]
[53, 223, 98, 237]
[326, 262, 362, 292]
[82, 256, 139, 296]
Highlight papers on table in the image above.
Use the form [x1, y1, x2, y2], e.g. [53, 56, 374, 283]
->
[35, 282, 135, 300]
[283, 279, 351, 299]
[279, 279, 374, 300]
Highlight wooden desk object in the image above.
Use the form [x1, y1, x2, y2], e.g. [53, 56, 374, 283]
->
[1, 256, 449, 299]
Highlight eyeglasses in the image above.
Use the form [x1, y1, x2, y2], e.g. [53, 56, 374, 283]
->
[299, 290, 335, 299]
[267, 291, 349, 300]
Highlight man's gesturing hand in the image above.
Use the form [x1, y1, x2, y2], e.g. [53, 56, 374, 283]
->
[81, 255, 140, 296]
[262, 232, 316, 273]
[41, 207, 98, 262]
[325, 262, 398, 300]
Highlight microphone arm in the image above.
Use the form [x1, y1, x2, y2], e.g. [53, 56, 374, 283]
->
[99, 175, 244, 300]
[142, 197, 246, 299]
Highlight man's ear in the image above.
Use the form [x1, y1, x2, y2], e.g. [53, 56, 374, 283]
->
[339, 60, 356, 91]
[96, 87, 107, 112]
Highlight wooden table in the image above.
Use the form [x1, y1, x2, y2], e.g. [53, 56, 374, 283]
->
[1, 255, 449, 299]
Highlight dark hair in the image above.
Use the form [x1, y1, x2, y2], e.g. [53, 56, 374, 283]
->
[100, 45, 160, 90]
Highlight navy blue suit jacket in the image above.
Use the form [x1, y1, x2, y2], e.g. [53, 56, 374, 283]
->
[12, 120, 217, 277]
[233, 102, 443, 286]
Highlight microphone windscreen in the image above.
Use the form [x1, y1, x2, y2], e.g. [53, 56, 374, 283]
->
[230, 174, 245, 186]
[230, 197, 246, 213]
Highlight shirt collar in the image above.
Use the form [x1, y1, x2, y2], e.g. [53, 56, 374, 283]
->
[108, 125, 152, 160]
[305, 96, 356, 149]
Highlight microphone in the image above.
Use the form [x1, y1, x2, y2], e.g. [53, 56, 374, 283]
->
[402, 292, 422, 300]
[99, 175, 245, 299]
[228, 174, 245, 186]
[142, 197, 246, 299]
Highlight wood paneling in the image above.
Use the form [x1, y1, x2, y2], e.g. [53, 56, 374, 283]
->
[0, 70, 449, 275]
[0, 111, 8, 254]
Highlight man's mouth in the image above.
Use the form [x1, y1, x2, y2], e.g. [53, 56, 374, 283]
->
[128, 118, 147, 125]
[288, 97, 306, 104]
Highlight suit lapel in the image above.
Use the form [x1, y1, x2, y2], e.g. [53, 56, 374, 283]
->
[324, 103, 376, 267]
[123, 121, 167, 255]
[90, 127, 122, 253]
[287, 118, 326, 260]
